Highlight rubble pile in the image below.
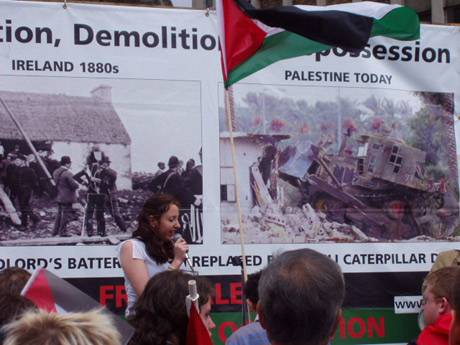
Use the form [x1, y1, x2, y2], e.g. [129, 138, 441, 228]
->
[0, 189, 150, 243]
[222, 203, 377, 244]
[402, 234, 460, 242]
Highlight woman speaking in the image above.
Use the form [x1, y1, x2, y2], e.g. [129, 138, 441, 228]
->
[118, 193, 188, 316]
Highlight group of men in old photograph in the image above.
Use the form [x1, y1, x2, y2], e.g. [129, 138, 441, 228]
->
[148, 150, 203, 243]
[0, 143, 54, 231]
[0, 142, 126, 238]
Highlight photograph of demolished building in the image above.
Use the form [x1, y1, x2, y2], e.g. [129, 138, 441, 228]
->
[219, 85, 459, 244]
[0, 77, 203, 245]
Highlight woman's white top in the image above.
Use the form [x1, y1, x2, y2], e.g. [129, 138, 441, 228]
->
[118, 238, 169, 317]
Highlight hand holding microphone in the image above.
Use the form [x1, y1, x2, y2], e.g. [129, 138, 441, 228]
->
[172, 233, 188, 261]
[172, 234, 195, 274]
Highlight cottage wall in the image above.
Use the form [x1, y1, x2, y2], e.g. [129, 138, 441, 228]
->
[219, 137, 263, 225]
[52, 141, 132, 190]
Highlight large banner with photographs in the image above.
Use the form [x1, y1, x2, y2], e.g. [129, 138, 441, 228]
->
[0, 1, 459, 344]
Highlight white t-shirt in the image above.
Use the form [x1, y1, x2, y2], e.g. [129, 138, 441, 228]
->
[118, 238, 169, 317]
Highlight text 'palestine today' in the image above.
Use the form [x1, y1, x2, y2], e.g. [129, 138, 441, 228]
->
[285, 70, 392, 85]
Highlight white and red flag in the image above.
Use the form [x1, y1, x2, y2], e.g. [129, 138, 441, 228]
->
[186, 280, 213, 345]
[187, 303, 213, 345]
[21, 268, 134, 345]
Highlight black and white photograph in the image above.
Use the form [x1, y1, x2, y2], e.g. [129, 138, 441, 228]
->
[219, 84, 460, 244]
[0, 77, 203, 245]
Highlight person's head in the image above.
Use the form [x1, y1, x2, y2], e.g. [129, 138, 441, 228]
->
[13, 155, 25, 167]
[421, 266, 457, 327]
[101, 157, 111, 169]
[2, 309, 121, 345]
[258, 249, 344, 345]
[450, 267, 460, 345]
[129, 270, 214, 345]
[0, 267, 31, 295]
[262, 144, 277, 160]
[132, 194, 181, 264]
[89, 146, 103, 163]
[0, 293, 37, 328]
[157, 162, 165, 170]
[59, 156, 71, 168]
[185, 159, 195, 171]
[168, 156, 179, 169]
[245, 271, 262, 312]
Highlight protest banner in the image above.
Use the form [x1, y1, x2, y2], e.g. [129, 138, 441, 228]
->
[0, 1, 459, 344]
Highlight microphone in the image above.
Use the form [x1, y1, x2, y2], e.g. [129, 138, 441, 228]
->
[172, 234, 196, 274]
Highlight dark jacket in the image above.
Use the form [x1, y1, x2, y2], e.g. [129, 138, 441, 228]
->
[17, 166, 39, 194]
[99, 167, 117, 195]
[5, 164, 19, 192]
[149, 168, 193, 206]
[187, 165, 202, 196]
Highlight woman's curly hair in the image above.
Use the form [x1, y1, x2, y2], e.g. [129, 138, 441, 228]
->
[132, 194, 180, 264]
[128, 270, 213, 345]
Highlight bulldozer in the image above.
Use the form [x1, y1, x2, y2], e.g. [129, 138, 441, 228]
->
[278, 133, 458, 240]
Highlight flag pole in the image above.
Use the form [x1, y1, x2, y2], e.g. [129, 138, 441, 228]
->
[224, 86, 250, 323]
[20, 267, 42, 296]
[186, 280, 199, 316]
[0, 97, 55, 187]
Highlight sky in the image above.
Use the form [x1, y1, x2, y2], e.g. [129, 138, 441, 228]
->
[0, 76, 202, 172]
[171, 0, 192, 7]
[228, 83, 423, 113]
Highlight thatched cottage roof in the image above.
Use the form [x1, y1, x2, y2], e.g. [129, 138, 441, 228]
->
[0, 86, 130, 145]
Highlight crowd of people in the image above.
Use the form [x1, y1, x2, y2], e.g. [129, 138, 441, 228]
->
[3, 244, 460, 345]
[0, 143, 126, 237]
[148, 151, 203, 244]
[0, 265, 214, 345]
[0, 142, 204, 241]
[73, 147, 127, 237]
[149, 155, 202, 202]
[0, 143, 58, 231]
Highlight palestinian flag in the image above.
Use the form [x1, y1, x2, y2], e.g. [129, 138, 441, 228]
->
[217, 0, 420, 87]
[186, 303, 213, 345]
[186, 279, 213, 345]
[21, 268, 58, 312]
[21, 268, 134, 345]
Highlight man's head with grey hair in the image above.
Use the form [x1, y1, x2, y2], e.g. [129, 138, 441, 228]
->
[258, 249, 345, 345]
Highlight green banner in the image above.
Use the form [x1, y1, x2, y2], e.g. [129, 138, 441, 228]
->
[212, 308, 420, 345]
